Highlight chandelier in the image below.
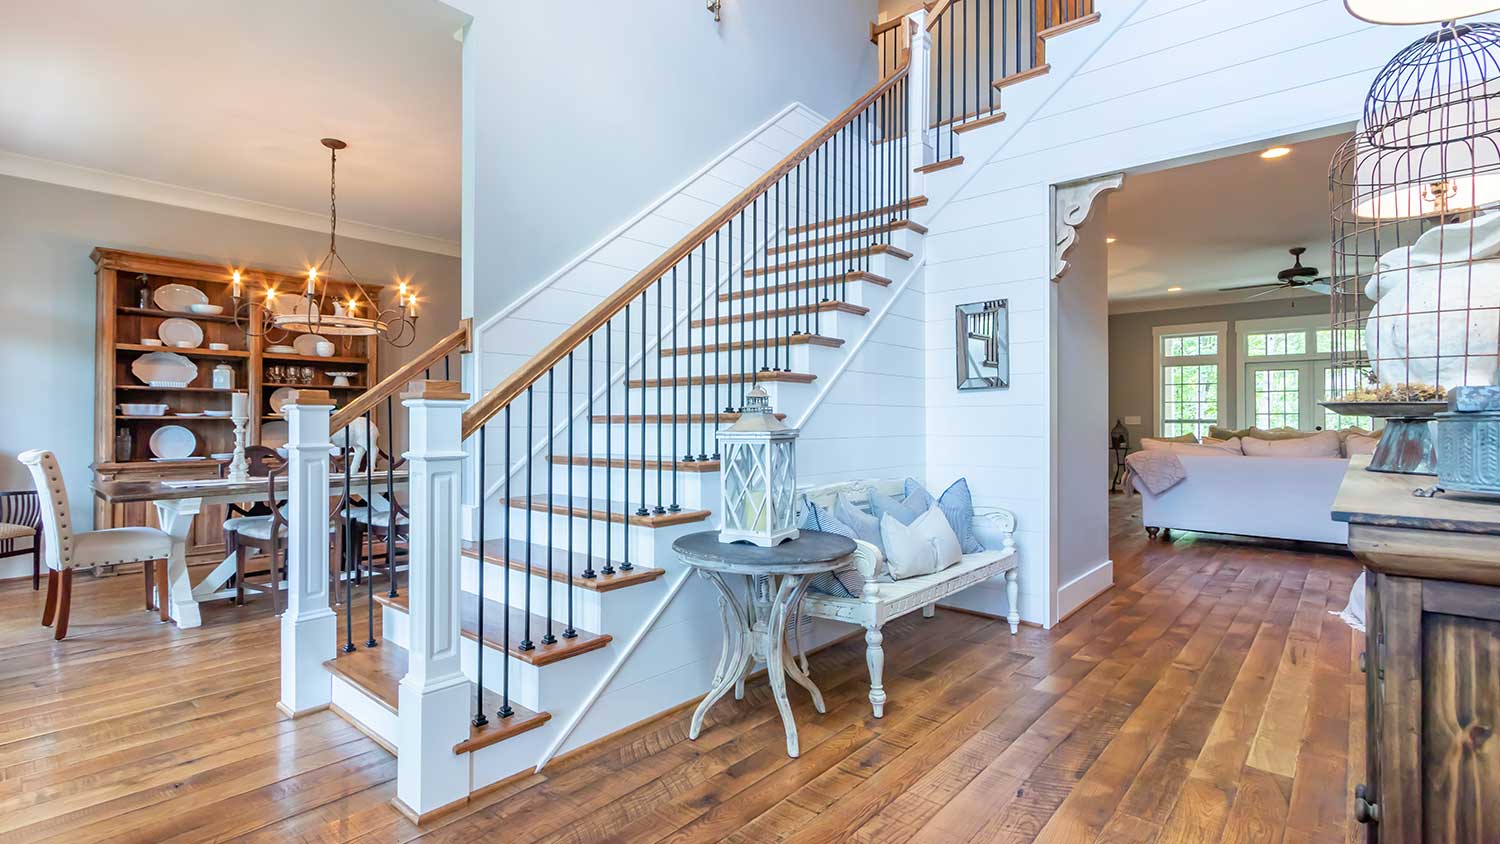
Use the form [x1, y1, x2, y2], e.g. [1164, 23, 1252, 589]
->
[230, 138, 421, 347]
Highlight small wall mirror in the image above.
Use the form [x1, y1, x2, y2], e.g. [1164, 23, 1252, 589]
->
[955, 299, 1009, 390]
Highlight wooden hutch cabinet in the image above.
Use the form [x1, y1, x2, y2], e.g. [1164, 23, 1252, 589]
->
[1332, 456, 1500, 844]
[92, 248, 378, 564]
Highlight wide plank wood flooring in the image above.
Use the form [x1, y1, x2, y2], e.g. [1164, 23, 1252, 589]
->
[0, 496, 1365, 842]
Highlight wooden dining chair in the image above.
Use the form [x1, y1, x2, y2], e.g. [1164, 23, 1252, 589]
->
[223, 446, 341, 612]
[0, 489, 42, 590]
[18, 450, 171, 639]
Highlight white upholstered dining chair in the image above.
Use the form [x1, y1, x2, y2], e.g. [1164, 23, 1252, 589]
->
[18, 450, 173, 639]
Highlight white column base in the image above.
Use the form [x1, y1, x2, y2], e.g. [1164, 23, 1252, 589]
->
[396, 675, 472, 815]
[279, 607, 337, 716]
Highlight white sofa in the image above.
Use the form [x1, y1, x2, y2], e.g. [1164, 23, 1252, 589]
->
[793, 479, 1019, 718]
[1132, 454, 1350, 544]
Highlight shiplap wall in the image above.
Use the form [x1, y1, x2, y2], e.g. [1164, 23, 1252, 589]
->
[916, 0, 1419, 625]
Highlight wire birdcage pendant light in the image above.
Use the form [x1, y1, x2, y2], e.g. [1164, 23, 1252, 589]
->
[230, 138, 421, 347]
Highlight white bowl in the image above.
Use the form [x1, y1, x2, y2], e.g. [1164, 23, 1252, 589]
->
[187, 304, 225, 315]
[119, 403, 168, 416]
[208, 342, 229, 351]
[140, 338, 164, 347]
[314, 341, 335, 358]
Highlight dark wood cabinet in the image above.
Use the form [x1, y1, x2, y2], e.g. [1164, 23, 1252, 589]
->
[1334, 458, 1500, 844]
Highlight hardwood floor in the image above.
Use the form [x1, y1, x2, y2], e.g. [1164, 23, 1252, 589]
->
[0, 498, 1366, 843]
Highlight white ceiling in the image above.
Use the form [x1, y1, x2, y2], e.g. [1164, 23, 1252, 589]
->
[1106, 133, 1351, 306]
[0, 0, 466, 253]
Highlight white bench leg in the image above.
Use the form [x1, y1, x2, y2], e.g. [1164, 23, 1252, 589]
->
[1005, 568, 1020, 634]
[921, 603, 935, 618]
[865, 625, 886, 718]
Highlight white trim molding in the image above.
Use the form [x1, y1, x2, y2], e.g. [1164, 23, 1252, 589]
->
[1057, 558, 1113, 621]
[0, 150, 461, 257]
[1051, 173, 1123, 281]
[1151, 321, 1228, 437]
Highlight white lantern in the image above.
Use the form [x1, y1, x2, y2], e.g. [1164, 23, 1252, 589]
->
[716, 386, 800, 547]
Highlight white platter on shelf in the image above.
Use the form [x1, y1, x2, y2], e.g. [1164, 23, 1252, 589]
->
[203, 410, 232, 417]
[149, 424, 197, 460]
[131, 351, 198, 388]
[158, 318, 204, 349]
[261, 420, 289, 449]
[269, 387, 296, 415]
[151, 457, 207, 462]
[292, 333, 330, 356]
[267, 344, 296, 354]
[153, 284, 209, 313]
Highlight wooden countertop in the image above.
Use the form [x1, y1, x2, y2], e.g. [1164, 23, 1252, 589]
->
[1332, 456, 1500, 536]
[93, 469, 408, 504]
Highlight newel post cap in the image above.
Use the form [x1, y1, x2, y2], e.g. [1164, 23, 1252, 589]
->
[285, 389, 336, 407]
[400, 379, 470, 402]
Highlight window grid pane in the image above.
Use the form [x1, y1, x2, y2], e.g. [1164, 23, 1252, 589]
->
[1162, 364, 1219, 439]
[1323, 367, 1374, 430]
[1246, 330, 1307, 357]
[1163, 333, 1217, 358]
[1253, 368, 1300, 429]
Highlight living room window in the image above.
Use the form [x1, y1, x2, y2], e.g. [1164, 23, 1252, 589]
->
[1236, 316, 1375, 432]
[1153, 322, 1226, 438]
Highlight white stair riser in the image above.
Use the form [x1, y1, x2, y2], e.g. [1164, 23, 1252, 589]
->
[685, 310, 865, 348]
[711, 274, 891, 314]
[329, 673, 399, 749]
[654, 339, 847, 376]
[623, 382, 818, 416]
[455, 553, 669, 637]
[551, 464, 721, 512]
[476, 498, 707, 566]
[772, 228, 922, 266]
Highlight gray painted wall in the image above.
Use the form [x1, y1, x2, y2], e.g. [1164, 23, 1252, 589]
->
[0, 174, 460, 531]
[461, 0, 877, 322]
[1107, 296, 1328, 445]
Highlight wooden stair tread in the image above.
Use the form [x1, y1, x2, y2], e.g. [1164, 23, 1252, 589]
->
[953, 111, 1008, 134]
[550, 454, 721, 472]
[691, 300, 869, 328]
[661, 335, 843, 356]
[746, 243, 910, 277]
[993, 64, 1050, 90]
[915, 157, 964, 174]
[718, 271, 891, 302]
[933, 107, 1005, 130]
[788, 196, 928, 235]
[589, 412, 784, 424]
[772, 219, 927, 254]
[1039, 12, 1100, 40]
[461, 539, 666, 592]
[628, 370, 815, 389]
[508, 495, 711, 528]
[322, 643, 550, 754]
[377, 591, 612, 667]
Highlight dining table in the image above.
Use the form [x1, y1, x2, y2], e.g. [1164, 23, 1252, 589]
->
[92, 468, 408, 628]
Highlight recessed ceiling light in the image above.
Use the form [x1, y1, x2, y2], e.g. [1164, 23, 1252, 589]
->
[1105, 236, 1117, 244]
[1260, 146, 1292, 160]
[1167, 286, 1183, 293]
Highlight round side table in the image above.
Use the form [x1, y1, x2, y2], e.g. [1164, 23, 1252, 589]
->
[672, 530, 856, 758]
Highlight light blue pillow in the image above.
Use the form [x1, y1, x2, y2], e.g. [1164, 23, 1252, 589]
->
[869, 490, 922, 526]
[800, 497, 865, 598]
[904, 477, 983, 553]
[834, 493, 881, 550]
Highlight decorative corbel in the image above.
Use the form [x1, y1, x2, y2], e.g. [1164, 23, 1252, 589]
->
[1051, 173, 1123, 281]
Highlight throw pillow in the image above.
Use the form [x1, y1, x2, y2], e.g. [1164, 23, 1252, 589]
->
[1241, 430, 1342, 457]
[1159, 442, 1242, 457]
[1344, 433, 1380, 458]
[879, 505, 963, 580]
[1141, 433, 1199, 448]
[800, 499, 865, 597]
[869, 490, 923, 526]
[1196, 436, 1244, 455]
[834, 493, 881, 550]
[905, 477, 984, 553]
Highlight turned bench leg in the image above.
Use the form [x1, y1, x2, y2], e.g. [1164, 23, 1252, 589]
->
[922, 603, 936, 618]
[865, 625, 886, 718]
[1005, 568, 1020, 634]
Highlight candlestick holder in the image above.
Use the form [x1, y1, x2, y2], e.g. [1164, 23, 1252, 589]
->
[228, 393, 250, 483]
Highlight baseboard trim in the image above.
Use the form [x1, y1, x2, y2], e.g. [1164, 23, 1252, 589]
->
[934, 603, 1041, 628]
[1056, 559, 1114, 622]
[390, 793, 469, 826]
[276, 701, 329, 720]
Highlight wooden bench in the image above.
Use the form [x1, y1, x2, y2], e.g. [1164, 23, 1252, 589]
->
[794, 479, 1018, 717]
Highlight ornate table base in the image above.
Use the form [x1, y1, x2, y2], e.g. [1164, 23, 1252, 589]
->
[689, 569, 826, 757]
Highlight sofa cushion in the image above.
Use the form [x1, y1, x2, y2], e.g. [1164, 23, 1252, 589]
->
[904, 477, 984, 553]
[834, 493, 882, 550]
[1141, 433, 1198, 448]
[800, 499, 866, 597]
[1143, 438, 1241, 457]
[1242, 430, 1342, 457]
[1344, 432, 1380, 457]
[869, 489, 923, 526]
[879, 505, 963, 580]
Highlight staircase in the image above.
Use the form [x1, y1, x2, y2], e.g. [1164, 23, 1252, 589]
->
[276, 0, 1100, 825]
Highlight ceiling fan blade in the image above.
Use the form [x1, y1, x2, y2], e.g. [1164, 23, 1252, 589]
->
[1219, 282, 1285, 292]
[1247, 285, 1291, 299]
[1308, 281, 1332, 295]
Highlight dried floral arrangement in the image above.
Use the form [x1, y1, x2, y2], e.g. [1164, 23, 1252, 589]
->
[1339, 382, 1447, 403]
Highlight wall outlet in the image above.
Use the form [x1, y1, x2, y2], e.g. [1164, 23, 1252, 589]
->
[1124, 416, 1142, 426]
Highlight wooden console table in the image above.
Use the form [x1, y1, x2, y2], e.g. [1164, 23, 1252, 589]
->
[1332, 455, 1500, 844]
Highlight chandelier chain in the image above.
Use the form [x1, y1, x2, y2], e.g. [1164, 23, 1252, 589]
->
[329, 147, 338, 256]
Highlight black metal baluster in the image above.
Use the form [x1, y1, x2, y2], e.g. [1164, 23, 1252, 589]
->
[735, 210, 745, 410]
[473, 425, 488, 728]
[608, 311, 621, 578]
[585, 336, 597, 581]
[499, 407, 513, 717]
[699, 242, 709, 461]
[654, 276, 666, 515]
[775, 178, 785, 371]
[521, 387, 534, 652]
[989, 0, 996, 111]
[543, 369, 556, 646]
[963, 0, 969, 125]
[637, 292, 649, 519]
[564, 353, 576, 639]
[706, 233, 717, 461]
[341, 425, 354, 653]
[385, 394, 397, 598]
[364, 411, 376, 649]
[682, 258, 692, 465]
[619, 306, 633, 573]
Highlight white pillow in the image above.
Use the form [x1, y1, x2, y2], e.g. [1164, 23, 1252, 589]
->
[879, 504, 963, 580]
[1242, 430, 1342, 458]
[1344, 433, 1380, 457]
[1197, 436, 1244, 455]
[1141, 438, 1241, 457]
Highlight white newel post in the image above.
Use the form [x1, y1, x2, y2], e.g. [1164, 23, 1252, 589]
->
[280, 390, 338, 718]
[905, 10, 933, 172]
[396, 380, 472, 819]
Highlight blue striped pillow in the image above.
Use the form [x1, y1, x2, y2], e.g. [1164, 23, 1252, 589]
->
[801, 497, 865, 598]
[905, 477, 984, 553]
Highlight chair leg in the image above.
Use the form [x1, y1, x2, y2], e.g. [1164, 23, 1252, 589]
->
[144, 561, 155, 611]
[54, 569, 73, 640]
[234, 544, 248, 606]
[41, 569, 58, 627]
[156, 558, 170, 622]
[865, 625, 886, 719]
[32, 536, 40, 591]
[269, 531, 282, 616]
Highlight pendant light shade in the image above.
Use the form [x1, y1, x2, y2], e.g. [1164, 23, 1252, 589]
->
[1345, 0, 1500, 25]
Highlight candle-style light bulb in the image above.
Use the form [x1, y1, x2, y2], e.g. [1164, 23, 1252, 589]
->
[231, 270, 242, 299]
[306, 268, 317, 296]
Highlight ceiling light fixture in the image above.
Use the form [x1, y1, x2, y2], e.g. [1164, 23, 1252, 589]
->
[1167, 286, 1183, 293]
[1344, 0, 1500, 25]
[1260, 146, 1293, 160]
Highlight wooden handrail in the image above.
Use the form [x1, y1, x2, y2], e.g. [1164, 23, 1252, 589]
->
[459, 64, 911, 439]
[925, 0, 957, 29]
[331, 318, 473, 432]
[869, 16, 904, 43]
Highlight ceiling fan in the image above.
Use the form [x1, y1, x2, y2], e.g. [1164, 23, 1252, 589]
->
[1220, 247, 1331, 299]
